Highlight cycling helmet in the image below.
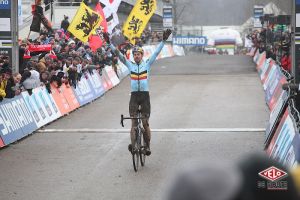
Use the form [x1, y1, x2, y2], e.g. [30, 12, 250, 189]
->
[132, 46, 144, 55]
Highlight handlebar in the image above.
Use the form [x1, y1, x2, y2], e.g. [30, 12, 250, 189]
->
[120, 114, 147, 127]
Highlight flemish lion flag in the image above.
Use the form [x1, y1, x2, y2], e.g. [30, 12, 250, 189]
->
[68, 2, 102, 43]
[123, 0, 156, 44]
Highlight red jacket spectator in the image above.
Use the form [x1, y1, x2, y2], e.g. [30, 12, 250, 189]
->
[281, 54, 291, 72]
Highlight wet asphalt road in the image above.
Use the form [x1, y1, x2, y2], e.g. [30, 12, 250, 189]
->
[0, 54, 269, 200]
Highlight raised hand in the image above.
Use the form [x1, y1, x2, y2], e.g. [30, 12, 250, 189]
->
[163, 29, 172, 41]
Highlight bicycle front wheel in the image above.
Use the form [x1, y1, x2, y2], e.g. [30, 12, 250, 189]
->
[132, 143, 139, 172]
[140, 132, 146, 166]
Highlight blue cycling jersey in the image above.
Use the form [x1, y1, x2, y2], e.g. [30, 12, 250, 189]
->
[110, 41, 165, 92]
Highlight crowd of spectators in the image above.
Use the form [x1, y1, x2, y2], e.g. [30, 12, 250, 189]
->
[0, 26, 123, 102]
[248, 25, 291, 73]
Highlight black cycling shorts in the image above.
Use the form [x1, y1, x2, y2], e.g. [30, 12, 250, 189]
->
[129, 91, 151, 118]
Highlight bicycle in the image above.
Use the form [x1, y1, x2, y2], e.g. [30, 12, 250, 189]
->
[121, 108, 147, 172]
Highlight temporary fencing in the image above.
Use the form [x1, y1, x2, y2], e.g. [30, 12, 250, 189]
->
[0, 44, 185, 147]
[251, 48, 300, 168]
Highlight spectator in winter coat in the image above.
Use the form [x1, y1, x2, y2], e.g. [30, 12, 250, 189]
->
[5, 72, 22, 98]
[21, 61, 41, 95]
[37, 54, 52, 73]
[0, 73, 7, 101]
[60, 15, 70, 32]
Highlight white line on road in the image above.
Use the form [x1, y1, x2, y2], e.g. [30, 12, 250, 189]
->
[37, 128, 265, 133]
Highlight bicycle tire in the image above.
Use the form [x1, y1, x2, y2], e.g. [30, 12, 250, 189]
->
[132, 150, 139, 172]
[132, 129, 140, 172]
[140, 130, 146, 166]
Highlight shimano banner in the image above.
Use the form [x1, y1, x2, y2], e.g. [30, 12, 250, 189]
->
[0, 96, 38, 145]
[173, 36, 207, 46]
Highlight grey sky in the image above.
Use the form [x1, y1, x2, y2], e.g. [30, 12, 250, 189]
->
[175, 0, 292, 26]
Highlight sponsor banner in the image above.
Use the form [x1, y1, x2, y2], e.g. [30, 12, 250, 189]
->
[253, 49, 260, 63]
[255, 51, 263, 65]
[265, 65, 283, 106]
[258, 58, 272, 81]
[173, 36, 207, 46]
[256, 52, 266, 70]
[103, 66, 120, 86]
[263, 65, 276, 91]
[50, 84, 72, 115]
[265, 90, 288, 143]
[100, 72, 111, 91]
[117, 61, 129, 80]
[261, 61, 275, 86]
[37, 87, 62, 121]
[268, 76, 287, 111]
[0, 95, 38, 145]
[72, 76, 96, 106]
[266, 108, 300, 168]
[28, 44, 52, 52]
[60, 84, 80, 112]
[88, 70, 106, 97]
[22, 88, 52, 127]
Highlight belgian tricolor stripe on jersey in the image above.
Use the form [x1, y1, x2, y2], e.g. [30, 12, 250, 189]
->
[131, 70, 148, 80]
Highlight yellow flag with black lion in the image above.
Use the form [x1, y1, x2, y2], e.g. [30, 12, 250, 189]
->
[68, 2, 103, 43]
[123, 0, 157, 44]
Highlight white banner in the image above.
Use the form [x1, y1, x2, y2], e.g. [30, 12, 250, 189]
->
[103, 6, 119, 34]
[99, 0, 121, 13]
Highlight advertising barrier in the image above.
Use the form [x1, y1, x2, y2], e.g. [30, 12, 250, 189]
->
[266, 108, 300, 168]
[87, 70, 106, 97]
[256, 51, 266, 70]
[264, 65, 287, 110]
[103, 66, 120, 87]
[0, 96, 38, 145]
[60, 84, 80, 111]
[117, 62, 130, 80]
[101, 70, 114, 91]
[253, 48, 260, 63]
[50, 85, 72, 115]
[265, 91, 288, 144]
[22, 89, 52, 128]
[72, 76, 97, 106]
[258, 58, 272, 83]
[252, 50, 300, 168]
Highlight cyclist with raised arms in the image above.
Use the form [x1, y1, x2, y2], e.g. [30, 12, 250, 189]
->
[103, 29, 172, 156]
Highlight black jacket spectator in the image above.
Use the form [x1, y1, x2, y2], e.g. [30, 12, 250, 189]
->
[5, 77, 16, 98]
[61, 16, 70, 32]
